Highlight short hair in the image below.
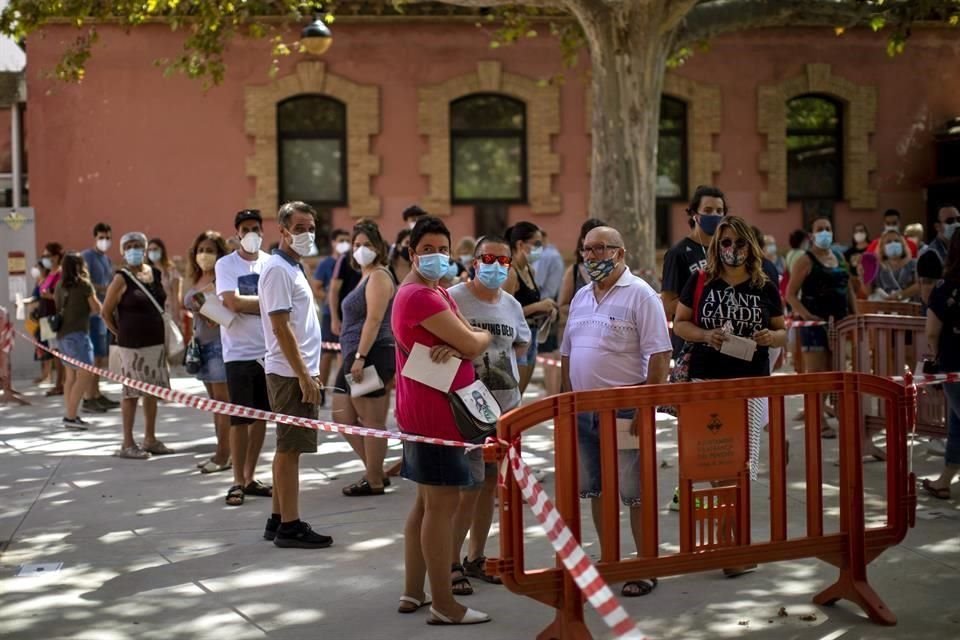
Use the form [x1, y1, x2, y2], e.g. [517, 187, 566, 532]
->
[349, 220, 390, 270]
[234, 208, 263, 229]
[410, 215, 451, 252]
[474, 235, 511, 257]
[883, 208, 901, 220]
[331, 227, 349, 240]
[402, 204, 428, 221]
[686, 185, 727, 229]
[788, 229, 808, 250]
[44, 242, 64, 258]
[93, 222, 111, 237]
[394, 228, 412, 247]
[506, 221, 541, 249]
[278, 201, 317, 228]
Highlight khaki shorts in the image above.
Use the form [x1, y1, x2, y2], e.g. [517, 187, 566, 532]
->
[266, 373, 319, 454]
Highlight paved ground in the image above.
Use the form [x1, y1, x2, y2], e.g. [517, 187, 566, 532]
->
[1, 373, 959, 640]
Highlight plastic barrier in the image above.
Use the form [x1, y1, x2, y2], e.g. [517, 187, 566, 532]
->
[488, 373, 916, 639]
[833, 314, 945, 437]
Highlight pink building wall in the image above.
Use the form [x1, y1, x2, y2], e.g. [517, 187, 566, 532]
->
[23, 22, 960, 266]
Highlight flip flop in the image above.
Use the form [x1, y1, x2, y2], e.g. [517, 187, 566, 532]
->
[397, 594, 431, 614]
[921, 478, 951, 500]
[243, 480, 273, 497]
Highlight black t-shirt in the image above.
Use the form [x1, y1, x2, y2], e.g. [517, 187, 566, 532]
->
[917, 238, 948, 281]
[662, 237, 708, 296]
[679, 274, 783, 380]
[332, 254, 362, 315]
[927, 278, 960, 372]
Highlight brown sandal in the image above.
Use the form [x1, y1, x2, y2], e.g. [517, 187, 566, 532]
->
[225, 485, 245, 506]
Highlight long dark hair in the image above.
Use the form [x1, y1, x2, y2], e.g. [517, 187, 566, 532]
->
[350, 219, 390, 270]
[147, 238, 172, 270]
[576, 218, 606, 264]
[61, 252, 90, 289]
[505, 222, 540, 252]
[188, 230, 228, 283]
[943, 231, 960, 282]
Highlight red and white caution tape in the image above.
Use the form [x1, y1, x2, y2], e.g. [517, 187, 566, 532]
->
[784, 319, 828, 327]
[505, 446, 647, 639]
[893, 372, 960, 387]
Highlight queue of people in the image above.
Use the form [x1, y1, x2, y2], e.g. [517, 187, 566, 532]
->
[21, 190, 960, 626]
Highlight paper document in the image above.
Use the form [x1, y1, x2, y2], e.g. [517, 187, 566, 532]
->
[401, 342, 460, 392]
[720, 334, 757, 362]
[346, 365, 385, 398]
[200, 295, 237, 328]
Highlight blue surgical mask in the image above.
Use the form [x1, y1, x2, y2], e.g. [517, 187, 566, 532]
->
[476, 262, 509, 289]
[41, 257, 53, 270]
[697, 214, 723, 236]
[444, 259, 459, 280]
[147, 249, 163, 264]
[125, 248, 145, 266]
[415, 253, 449, 281]
[528, 246, 543, 263]
[883, 242, 903, 259]
[945, 223, 960, 241]
[813, 230, 833, 250]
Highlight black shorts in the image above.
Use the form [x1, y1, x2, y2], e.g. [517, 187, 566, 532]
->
[225, 360, 272, 425]
[334, 344, 396, 398]
[321, 313, 340, 354]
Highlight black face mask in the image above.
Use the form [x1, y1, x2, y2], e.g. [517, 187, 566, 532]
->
[398, 246, 410, 262]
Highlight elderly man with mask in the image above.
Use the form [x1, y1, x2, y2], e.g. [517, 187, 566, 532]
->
[560, 226, 672, 598]
[918, 204, 960, 305]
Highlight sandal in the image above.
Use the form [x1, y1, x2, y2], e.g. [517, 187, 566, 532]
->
[451, 563, 473, 596]
[427, 606, 490, 625]
[397, 594, 431, 614]
[462, 555, 502, 585]
[199, 458, 232, 474]
[45, 387, 64, 397]
[342, 479, 385, 497]
[115, 445, 150, 459]
[225, 484, 245, 506]
[921, 478, 951, 500]
[142, 440, 175, 455]
[621, 578, 658, 597]
[243, 480, 273, 497]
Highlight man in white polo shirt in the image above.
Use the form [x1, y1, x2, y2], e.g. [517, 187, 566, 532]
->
[259, 201, 330, 549]
[560, 225, 672, 598]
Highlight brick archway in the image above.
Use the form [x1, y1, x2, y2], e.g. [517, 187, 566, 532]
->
[757, 63, 877, 210]
[245, 61, 381, 217]
[418, 61, 561, 216]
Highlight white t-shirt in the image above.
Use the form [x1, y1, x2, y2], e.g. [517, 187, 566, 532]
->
[560, 268, 672, 391]
[215, 251, 270, 363]
[259, 251, 322, 378]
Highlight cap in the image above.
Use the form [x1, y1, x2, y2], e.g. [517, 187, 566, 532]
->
[234, 209, 263, 228]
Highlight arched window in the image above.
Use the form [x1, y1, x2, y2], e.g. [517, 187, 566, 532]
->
[277, 95, 347, 206]
[450, 94, 526, 203]
[787, 95, 843, 200]
[656, 96, 688, 248]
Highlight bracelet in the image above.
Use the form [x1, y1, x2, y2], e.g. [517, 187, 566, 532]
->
[356, 354, 366, 360]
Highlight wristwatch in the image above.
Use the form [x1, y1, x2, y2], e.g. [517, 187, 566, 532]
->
[356, 353, 367, 360]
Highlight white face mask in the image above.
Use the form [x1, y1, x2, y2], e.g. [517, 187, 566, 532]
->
[289, 230, 316, 256]
[96, 238, 111, 252]
[853, 231, 867, 244]
[408, 220, 417, 230]
[30, 266, 41, 279]
[884, 224, 900, 233]
[353, 245, 378, 267]
[335, 241, 351, 255]
[240, 232, 262, 254]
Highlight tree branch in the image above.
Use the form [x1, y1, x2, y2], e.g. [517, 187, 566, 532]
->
[404, 0, 564, 8]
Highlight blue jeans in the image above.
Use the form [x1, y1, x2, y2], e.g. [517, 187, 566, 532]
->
[942, 383, 960, 466]
[576, 409, 642, 506]
[58, 331, 94, 368]
[88, 315, 109, 358]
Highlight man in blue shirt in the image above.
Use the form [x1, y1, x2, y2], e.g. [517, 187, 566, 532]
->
[80, 222, 119, 411]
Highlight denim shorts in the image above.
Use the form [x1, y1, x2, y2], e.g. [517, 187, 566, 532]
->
[401, 440, 475, 487]
[462, 449, 498, 490]
[58, 331, 94, 368]
[196, 340, 227, 384]
[577, 409, 642, 506]
[88, 316, 109, 358]
[516, 326, 539, 367]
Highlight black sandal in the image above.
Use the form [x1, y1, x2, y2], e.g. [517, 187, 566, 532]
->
[225, 485, 245, 506]
[451, 563, 473, 596]
[342, 479, 385, 497]
[243, 480, 273, 497]
[621, 578, 657, 597]
[462, 555, 502, 585]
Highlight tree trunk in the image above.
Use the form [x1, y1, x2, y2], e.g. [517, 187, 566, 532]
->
[568, 0, 678, 280]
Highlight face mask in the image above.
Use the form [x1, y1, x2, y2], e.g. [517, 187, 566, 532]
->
[853, 231, 867, 244]
[765, 243, 778, 257]
[476, 262, 508, 289]
[240, 231, 262, 254]
[459, 254, 473, 267]
[415, 253, 448, 281]
[353, 245, 378, 267]
[444, 260, 459, 280]
[528, 246, 543, 263]
[335, 241, 351, 255]
[884, 224, 900, 233]
[41, 257, 53, 269]
[96, 238, 111, 252]
[697, 214, 723, 236]
[945, 223, 960, 241]
[30, 266, 41, 279]
[398, 246, 411, 262]
[720, 246, 747, 267]
[125, 248, 145, 266]
[288, 231, 316, 256]
[813, 230, 833, 250]
[408, 221, 417, 230]
[584, 258, 617, 282]
[196, 253, 217, 271]
[147, 249, 163, 264]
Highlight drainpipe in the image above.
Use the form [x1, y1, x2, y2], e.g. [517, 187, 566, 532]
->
[11, 102, 21, 207]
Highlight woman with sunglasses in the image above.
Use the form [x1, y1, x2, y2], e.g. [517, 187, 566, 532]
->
[673, 215, 786, 577]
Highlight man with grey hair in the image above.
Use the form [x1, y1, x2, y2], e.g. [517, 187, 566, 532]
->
[561, 225, 672, 598]
[259, 201, 330, 549]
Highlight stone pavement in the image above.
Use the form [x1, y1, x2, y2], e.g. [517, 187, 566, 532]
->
[1, 374, 959, 640]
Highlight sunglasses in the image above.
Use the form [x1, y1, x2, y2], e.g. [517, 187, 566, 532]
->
[720, 238, 748, 249]
[477, 253, 511, 266]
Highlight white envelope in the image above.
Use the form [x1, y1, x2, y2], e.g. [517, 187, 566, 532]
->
[346, 365, 385, 397]
[720, 334, 757, 362]
[199, 295, 237, 328]
[400, 342, 461, 392]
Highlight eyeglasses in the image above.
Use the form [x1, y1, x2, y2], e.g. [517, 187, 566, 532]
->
[719, 238, 748, 249]
[580, 244, 621, 257]
[477, 254, 511, 266]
